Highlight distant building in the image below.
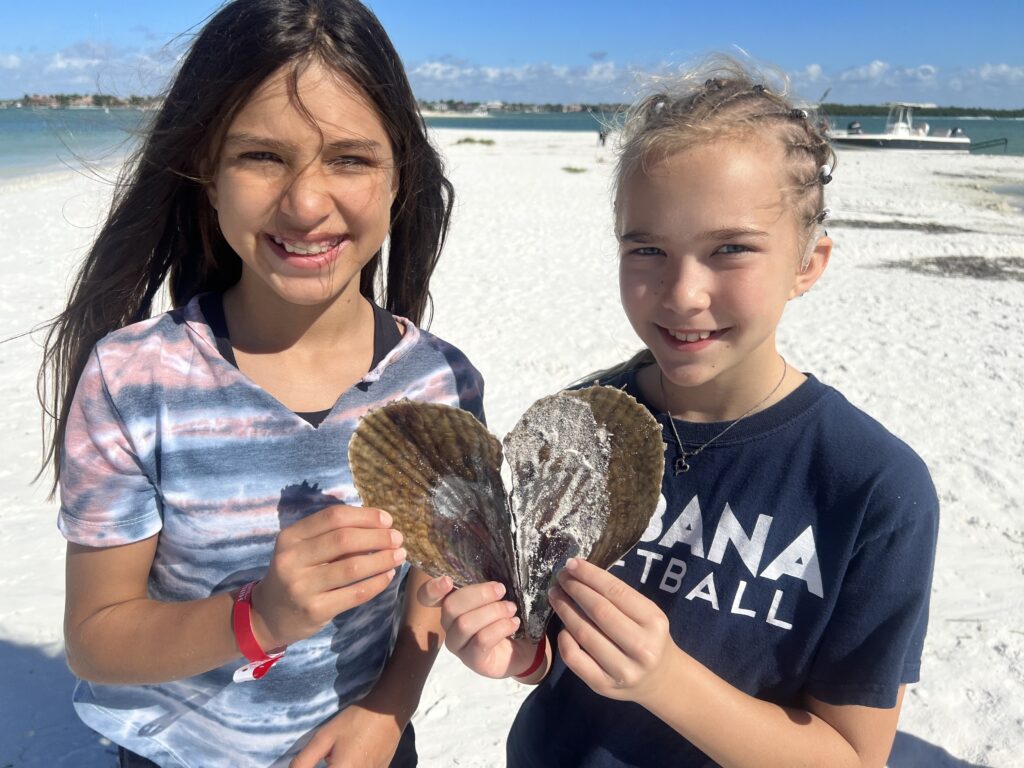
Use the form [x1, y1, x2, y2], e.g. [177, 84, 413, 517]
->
[28, 94, 59, 108]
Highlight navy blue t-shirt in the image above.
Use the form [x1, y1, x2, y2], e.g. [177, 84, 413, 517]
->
[507, 369, 938, 768]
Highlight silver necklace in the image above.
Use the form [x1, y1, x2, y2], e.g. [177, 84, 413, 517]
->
[660, 358, 788, 475]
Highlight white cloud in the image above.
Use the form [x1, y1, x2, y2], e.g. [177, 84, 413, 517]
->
[787, 58, 1024, 109]
[5, 41, 1023, 110]
[583, 61, 618, 83]
[802, 63, 823, 83]
[895, 64, 938, 82]
[46, 52, 104, 72]
[411, 60, 468, 82]
[409, 58, 649, 102]
[407, 55, 1024, 107]
[839, 60, 890, 84]
[0, 38, 184, 97]
[974, 63, 1024, 84]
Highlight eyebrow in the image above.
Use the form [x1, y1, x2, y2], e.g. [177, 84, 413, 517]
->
[223, 133, 382, 153]
[619, 226, 770, 242]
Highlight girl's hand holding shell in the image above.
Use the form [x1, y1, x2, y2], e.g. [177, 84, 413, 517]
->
[549, 558, 680, 707]
[251, 504, 406, 649]
[418, 576, 543, 680]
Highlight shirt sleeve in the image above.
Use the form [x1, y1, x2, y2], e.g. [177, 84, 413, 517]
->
[805, 465, 939, 708]
[433, 339, 486, 425]
[57, 346, 163, 547]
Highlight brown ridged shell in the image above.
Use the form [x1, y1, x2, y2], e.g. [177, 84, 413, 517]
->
[348, 400, 517, 589]
[564, 386, 665, 568]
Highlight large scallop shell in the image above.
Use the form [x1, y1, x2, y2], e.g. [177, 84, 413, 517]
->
[505, 386, 665, 639]
[348, 401, 517, 590]
[348, 386, 664, 642]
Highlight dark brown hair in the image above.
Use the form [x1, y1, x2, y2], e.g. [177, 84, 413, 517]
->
[39, 0, 454, 489]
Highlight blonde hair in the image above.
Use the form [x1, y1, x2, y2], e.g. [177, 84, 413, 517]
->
[614, 55, 834, 254]
[586, 56, 835, 387]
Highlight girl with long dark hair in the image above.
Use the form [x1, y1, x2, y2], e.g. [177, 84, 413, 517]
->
[41, 2, 479, 765]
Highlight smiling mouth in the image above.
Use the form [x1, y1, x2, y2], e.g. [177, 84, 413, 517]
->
[269, 234, 344, 255]
[662, 327, 726, 343]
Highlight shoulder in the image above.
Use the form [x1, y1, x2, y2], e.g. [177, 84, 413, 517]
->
[814, 383, 930, 475]
[809, 380, 937, 533]
[409, 326, 483, 385]
[93, 300, 202, 365]
[572, 366, 640, 393]
[417, 328, 477, 366]
[87, 298, 214, 401]
[395, 324, 486, 420]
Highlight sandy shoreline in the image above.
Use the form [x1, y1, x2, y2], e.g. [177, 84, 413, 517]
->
[1, 128, 1022, 767]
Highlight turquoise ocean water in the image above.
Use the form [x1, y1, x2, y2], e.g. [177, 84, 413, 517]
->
[1, 107, 1022, 179]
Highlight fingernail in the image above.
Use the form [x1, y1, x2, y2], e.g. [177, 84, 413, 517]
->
[506, 601, 517, 616]
[386, 568, 396, 581]
[493, 582, 506, 598]
[511, 617, 521, 628]
[393, 547, 407, 563]
[565, 557, 579, 571]
[390, 530, 404, 546]
[379, 510, 393, 527]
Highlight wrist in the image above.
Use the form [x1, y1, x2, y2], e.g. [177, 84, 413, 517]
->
[636, 643, 688, 712]
[511, 635, 548, 682]
[246, 581, 283, 651]
[231, 581, 287, 681]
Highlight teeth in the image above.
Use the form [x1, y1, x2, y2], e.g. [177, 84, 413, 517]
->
[271, 236, 340, 255]
[669, 330, 713, 342]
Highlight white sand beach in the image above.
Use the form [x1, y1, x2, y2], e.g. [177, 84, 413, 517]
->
[1, 128, 1022, 767]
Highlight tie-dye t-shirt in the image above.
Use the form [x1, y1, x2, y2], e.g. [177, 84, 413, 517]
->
[58, 295, 484, 768]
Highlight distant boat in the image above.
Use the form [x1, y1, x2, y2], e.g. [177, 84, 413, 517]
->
[826, 103, 971, 151]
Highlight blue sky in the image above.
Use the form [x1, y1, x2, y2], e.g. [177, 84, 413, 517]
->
[2, 0, 1022, 107]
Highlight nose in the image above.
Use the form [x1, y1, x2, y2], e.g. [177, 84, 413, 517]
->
[279, 163, 332, 226]
[660, 256, 711, 313]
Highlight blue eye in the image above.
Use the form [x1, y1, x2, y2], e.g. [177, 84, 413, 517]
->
[715, 244, 751, 255]
[628, 246, 664, 256]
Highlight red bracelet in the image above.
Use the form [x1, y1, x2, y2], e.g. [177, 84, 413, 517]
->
[513, 634, 547, 679]
[232, 581, 286, 682]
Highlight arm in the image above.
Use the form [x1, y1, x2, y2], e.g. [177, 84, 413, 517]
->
[291, 567, 445, 768]
[550, 558, 903, 768]
[64, 505, 404, 684]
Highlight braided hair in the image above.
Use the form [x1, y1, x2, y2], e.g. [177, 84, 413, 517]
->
[583, 57, 836, 386]
[614, 56, 835, 265]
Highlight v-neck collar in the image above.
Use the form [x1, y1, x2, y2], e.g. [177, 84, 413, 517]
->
[183, 294, 420, 429]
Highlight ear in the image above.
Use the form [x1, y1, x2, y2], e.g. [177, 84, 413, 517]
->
[390, 166, 400, 202]
[201, 158, 219, 211]
[790, 235, 831, 299]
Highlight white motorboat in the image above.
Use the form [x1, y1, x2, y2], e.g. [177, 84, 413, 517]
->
[826, 103, 971, 151]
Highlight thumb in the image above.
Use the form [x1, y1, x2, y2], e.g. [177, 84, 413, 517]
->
[416, 574, 454, 608]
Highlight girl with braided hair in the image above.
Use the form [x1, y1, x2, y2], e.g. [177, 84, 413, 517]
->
[421, 58, 938, 767]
